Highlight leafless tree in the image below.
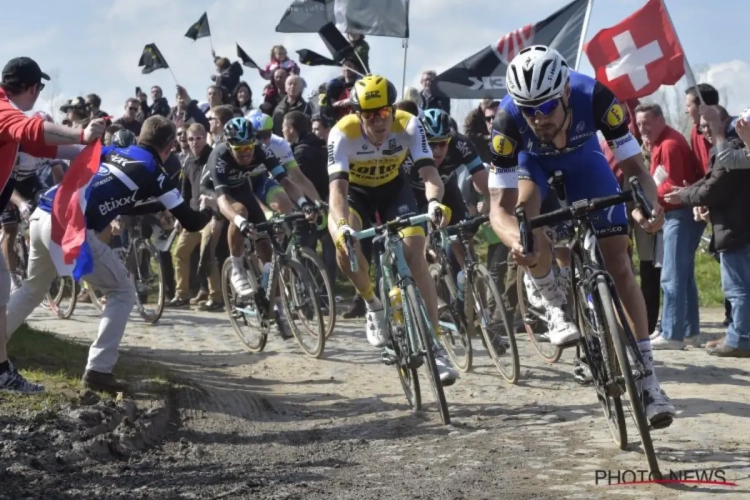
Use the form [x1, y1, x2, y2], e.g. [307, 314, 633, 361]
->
[450, 99, 478, 134]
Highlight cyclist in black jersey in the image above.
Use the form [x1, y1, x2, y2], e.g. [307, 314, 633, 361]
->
[206, 117, 313, 300]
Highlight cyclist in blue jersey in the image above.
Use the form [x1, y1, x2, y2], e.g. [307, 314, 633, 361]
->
[6, 116, 215, 394]
[487, 46, 674, 427]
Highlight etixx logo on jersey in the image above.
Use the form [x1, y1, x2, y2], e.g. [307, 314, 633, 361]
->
[97, 165, 110, 176]
[603, 100, 626, 130]
[491, 130, 517, 157]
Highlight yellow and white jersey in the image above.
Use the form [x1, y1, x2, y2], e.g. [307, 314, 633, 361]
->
[327, 110, 433, 188]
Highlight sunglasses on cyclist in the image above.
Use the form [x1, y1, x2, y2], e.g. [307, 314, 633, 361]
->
[519, 98, 561, 118]
[359, 107, 393, 121]
[229, 141, 257, 153]
[429, 137, 451, 149]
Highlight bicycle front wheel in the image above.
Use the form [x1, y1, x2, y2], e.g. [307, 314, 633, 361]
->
[517, 266, 562, 363]
[597, 276, 660, 477]
[221, 257, 268, 352]
[429, 263, 472, 373]
[404, 282, 450, 425]
[280, 259, 325, 358]
[294, 246, 336, 339]
[474, 264, 519, 384]
[131, 239, 165, 324]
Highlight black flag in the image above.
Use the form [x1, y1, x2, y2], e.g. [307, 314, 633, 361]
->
[185, 12, 211, 41]
[297, 49, 340, 67]
[138, 43, 169, 74]
[276, 0, 409, 38]
[236, 44, 259, 69]
[318, 22, 355, 63]
[435, 0, 588, 98]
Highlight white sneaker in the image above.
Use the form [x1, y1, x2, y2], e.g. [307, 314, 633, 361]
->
[435, 352, 459, 386]
[684, 335, 701, 347]
[643, 384, 675, 429]
[365, 308, 387, 347]
[523, 273, 544, 309]
[649, 329, 662, 340]
[651, 335, 684, 350]
[231, 270, 254, 299]
[545, 306, 581, 345]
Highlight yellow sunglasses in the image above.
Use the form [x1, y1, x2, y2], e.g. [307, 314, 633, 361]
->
[229, 141, 257, 153]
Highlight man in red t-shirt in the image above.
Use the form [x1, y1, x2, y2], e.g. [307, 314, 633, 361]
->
[685, 84, 720, 174]
[636, 103, 706, 350]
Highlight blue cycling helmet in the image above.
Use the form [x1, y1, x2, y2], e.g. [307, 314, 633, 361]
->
[223, 117, 256, 143]
[247, 111, 274, 133]
[422, 109, 452, 142]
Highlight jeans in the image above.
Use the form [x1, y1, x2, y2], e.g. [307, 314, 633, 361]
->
[659, 208, 705, 341]
[720, 246, 750, 349]
[8, 209, 136, 373]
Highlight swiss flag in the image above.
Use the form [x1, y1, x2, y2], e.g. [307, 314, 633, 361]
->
[584, 0, 685, 102]
[50, 140, 101, 279]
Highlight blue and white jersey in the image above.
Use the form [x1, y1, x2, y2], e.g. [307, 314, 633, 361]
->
[38, 145, 184, 233]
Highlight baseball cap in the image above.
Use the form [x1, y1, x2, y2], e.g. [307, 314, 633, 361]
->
[60, 96, 87, 113]
[1, 57, 50, 88]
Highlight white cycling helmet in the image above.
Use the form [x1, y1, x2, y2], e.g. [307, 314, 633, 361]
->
[505, 45, 570, 106]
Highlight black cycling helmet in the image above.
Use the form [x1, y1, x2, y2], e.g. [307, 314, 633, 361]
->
[112, 129, 137, 148]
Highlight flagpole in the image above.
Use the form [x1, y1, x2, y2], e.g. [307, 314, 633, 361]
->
[168, 67, 179, 86]
[661, 0, 703, 104]
[401, 38, 409, 96]
[574, 0, 596, 71]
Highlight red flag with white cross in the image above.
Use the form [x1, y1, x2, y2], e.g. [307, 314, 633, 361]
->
[583, 0, 685, 102]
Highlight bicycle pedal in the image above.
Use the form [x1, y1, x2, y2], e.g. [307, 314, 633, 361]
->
[381, 347, 398, 365]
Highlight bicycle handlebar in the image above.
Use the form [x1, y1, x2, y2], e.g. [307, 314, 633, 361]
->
[517, 176, 656, 255]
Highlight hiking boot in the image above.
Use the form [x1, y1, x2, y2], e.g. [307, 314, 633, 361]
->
[198, 299, 224, 312]
[81, 370, 128, 395]
[166, 297, 190, 308]
[343, 295, 366, 319]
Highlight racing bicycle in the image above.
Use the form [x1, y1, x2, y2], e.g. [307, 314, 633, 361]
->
[347, 212, 451, 425]
[222, 209, 325, 358]
[428, 214, 519, 383]
[516, 176, 663, 478]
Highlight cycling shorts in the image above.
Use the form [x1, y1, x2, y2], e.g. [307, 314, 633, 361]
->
[517, 138, 627, 237]
[227, 185, 268, 225]
[348, 173, 423, 239]
[413, 176, 469, 227]
[250, 175, 285, 206]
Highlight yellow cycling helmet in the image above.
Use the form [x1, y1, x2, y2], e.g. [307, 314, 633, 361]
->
[350, 75, 398, 111]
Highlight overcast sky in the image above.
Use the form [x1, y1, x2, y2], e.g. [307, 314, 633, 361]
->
[1, 0, 747, 125]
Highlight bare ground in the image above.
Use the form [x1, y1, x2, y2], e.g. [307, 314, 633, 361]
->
[4, 304, 749, 499]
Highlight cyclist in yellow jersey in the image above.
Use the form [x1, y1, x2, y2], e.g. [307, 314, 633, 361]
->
[327, 75, 459, 385]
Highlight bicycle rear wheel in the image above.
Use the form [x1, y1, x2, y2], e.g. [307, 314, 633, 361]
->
[429, 263, 472, 373]
[87, 282, 105, 313]
[294, 246, 336, 339]
[517, 267, 562, 363]
[221, 257, 268, 352]
[131, 239, 165, 324]
[473, 264, 519, 384]
[279, 259, 325, 358]
[597, 276, 660, 477]
[404, 282, 450, 425]
[46, 276, 77, 319]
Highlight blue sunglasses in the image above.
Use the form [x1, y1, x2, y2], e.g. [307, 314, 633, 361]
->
[520, 99, 561, 117]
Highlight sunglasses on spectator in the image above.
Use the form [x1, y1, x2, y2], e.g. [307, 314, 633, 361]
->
[359, 107, 393, 121]
[37, 83, 45, 92]
[519, 98, 561, 117]
[255, 131, 272, 140]
[429, 138, 451, 149]
[229, 141, 257, 153]
[485, 115, 496, 123]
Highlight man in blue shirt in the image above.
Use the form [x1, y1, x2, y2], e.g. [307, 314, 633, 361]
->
[7, 116, 214, 394]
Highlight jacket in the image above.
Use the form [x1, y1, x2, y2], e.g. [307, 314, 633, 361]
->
[291, 133, 328, 199]
[463, 106, 491, 162]
[272, 96, 310, 136]
[215, 61, 244, 103]
[0, 88, 58, 210]
[182, 145, 212, 210]
[421, 89, 451, 115]
[139, 97, 170, 119]
[260, 58, 300, 80]
[679, 135, 750, 252]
